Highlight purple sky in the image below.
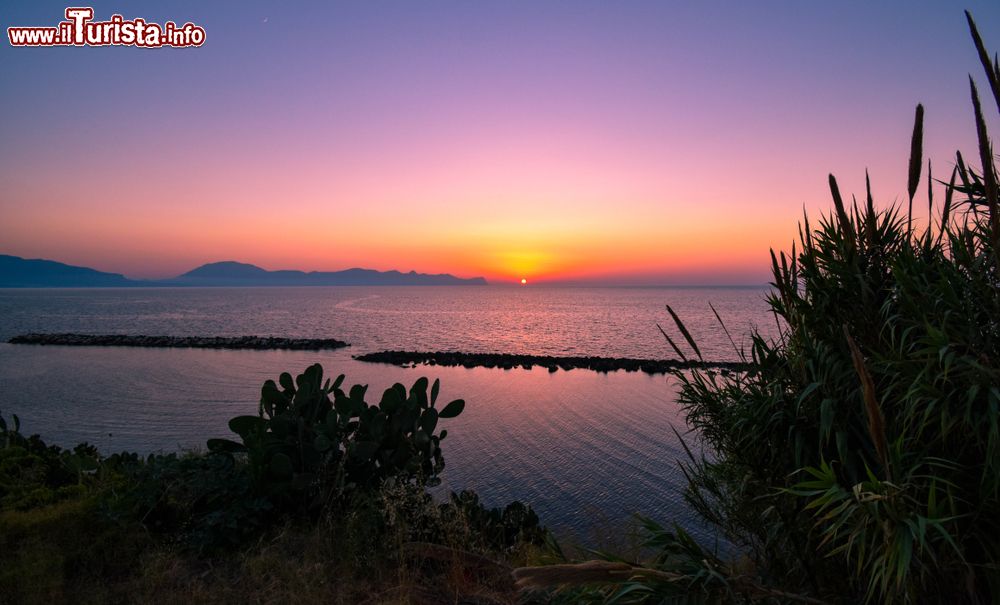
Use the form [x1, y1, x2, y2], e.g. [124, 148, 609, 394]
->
[2, 1, 999, 284]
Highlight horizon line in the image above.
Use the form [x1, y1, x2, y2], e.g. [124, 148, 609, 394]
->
[1, 252, 770, 289]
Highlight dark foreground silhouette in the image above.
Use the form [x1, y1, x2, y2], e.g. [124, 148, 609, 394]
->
[8, 333, 350, 350]
[355, 350, 749, 374]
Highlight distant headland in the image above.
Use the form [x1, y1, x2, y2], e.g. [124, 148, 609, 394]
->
[0, 255, 488, 288]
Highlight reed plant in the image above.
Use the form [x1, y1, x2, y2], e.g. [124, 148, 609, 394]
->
[522, 11, 1000, 604]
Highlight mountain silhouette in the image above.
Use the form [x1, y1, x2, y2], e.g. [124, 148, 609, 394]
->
[171, 261, 488, 286]
[0, 255, 487, 287]
[0, 254, 132, 287]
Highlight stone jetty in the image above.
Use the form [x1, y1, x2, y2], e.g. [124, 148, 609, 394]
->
[353, 350, 750, 374]
[8, 333, 349, 351]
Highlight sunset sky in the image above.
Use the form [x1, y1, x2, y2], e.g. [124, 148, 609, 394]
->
[2, 1, 999, 284]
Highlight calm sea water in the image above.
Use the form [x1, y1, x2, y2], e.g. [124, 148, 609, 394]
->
[0, 285, 774, 543]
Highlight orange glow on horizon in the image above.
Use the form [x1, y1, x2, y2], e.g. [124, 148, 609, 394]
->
[1, 3, 994, 286]
[0, 184, 793, 284]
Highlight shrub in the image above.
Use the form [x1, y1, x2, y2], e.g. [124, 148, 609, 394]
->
[206, 363, 465, 507]
[101, 451, 272, 551]
[659, 12, 999, 604]
[103, 365, 468, 550]
[522, 10, 1000, 605]
[2, 366, 549, 604]
[0, 411, 99, 511]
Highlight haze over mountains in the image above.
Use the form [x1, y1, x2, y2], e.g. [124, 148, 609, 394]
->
[0, 255, 487, 287]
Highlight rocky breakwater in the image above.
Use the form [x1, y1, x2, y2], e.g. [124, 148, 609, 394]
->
[8, 333, 350, 351]
[354, 350, 750, 374]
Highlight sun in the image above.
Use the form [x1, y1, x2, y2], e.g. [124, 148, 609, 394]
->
[520, 278, 527, 285]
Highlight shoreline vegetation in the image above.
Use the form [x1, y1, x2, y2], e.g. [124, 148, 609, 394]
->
[3, 9, 999, 605]
[1, 367, 551, 604]
[520, 11, 999, 603]
[7, 333, 350, 351]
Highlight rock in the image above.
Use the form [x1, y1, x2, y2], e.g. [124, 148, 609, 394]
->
[352, 350, 751, 375]
[8, 333, 349, 351]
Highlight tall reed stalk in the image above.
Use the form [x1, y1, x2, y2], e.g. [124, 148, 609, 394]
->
[524, 11, 1000, 605]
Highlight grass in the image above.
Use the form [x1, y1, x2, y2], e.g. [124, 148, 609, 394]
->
[0, 485, 550, 605]
[0, 498, 148, 604]
[0, 368, 550, 604]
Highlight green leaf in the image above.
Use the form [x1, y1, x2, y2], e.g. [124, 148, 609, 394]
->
[820, 397, 834, 441]
[332, 374, 345, 390]
[371, 411, 387, 438]
[412, 377, 429, 398]
[431, 378, 440, 406]
[392, 383, 407, 401]
[352, 440, 380, 462]
[304, 363, 323, 388]
[270, 416, 294, 439]
[278, 372, 295, 392]
[439, 399, 465, 418]
[420, 408, 439, 434]
[269, 452, 294, 477]
[380, 386, 403, 414]
[334, 394, 354, 416]
[207, 438, 246, 453]
[314, 433, 333, 452]
[229, 415, 267, 438]
[349, 384, 368, 403]
[261, 381, 290, 416]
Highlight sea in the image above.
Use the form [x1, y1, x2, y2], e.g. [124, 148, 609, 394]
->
[0, 285, 776, 545]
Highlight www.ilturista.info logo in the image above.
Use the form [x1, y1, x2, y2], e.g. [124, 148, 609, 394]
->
[7, 7, 205, 47]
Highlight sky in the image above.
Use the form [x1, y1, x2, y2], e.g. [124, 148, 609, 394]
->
[1, 1, 999, 285]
